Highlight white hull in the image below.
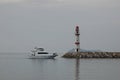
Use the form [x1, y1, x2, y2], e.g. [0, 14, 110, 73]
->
[28, 55, 57, 59]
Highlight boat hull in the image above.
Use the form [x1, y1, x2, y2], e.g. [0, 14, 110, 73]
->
[28, 55, 57, 59]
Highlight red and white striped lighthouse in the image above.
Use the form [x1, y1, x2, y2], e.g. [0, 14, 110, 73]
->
[75, 26, 80, 53]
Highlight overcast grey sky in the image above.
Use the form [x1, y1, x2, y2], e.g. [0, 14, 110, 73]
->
[0, 0, 120, 53]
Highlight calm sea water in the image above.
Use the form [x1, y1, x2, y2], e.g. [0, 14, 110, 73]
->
[0, 53, 120, 80]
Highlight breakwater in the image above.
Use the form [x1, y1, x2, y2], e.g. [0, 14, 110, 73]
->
[62, 52, 120, 58]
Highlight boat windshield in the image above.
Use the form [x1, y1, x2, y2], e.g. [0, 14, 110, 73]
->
[38, 52, 48, 54]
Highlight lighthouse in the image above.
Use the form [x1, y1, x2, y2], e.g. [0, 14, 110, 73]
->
[75, 26, 80, 53]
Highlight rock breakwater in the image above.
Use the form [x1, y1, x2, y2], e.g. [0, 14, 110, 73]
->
[62, 52, 120, 58]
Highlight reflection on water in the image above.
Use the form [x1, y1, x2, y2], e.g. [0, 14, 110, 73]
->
[1, 54, 120, 80]
[75, 59, 80, 80]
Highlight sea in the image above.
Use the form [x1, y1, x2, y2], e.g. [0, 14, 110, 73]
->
[0, 53, 120, 80]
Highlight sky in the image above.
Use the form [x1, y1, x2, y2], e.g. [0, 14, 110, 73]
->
[0, 0, 120, 53]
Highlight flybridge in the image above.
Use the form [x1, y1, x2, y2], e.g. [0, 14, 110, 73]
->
[34, 47, 44, 51]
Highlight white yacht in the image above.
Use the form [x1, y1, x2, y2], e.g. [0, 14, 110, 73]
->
[29, 47, 58, 59]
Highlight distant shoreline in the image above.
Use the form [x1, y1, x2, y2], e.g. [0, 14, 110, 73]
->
[62, 52, 120, 58]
